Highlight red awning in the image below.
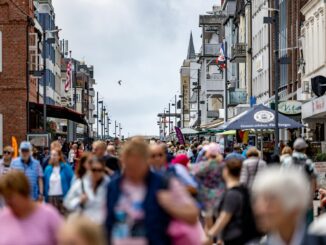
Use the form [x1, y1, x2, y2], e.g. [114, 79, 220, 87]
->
[29, 102, 87, 125]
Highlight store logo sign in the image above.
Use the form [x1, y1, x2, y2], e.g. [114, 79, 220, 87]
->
[254, 110, 275, 123]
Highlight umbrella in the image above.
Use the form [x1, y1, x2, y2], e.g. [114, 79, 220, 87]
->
[181, 128, 199, 135]
[215, 104, 303, 131]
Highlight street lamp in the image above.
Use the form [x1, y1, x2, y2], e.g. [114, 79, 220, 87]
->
[42, 29, 61, 133]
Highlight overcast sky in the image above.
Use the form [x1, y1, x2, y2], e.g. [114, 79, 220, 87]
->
[53, 0, 219, 137]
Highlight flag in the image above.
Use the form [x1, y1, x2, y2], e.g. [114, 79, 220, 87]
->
[65, 60, 72, 92]
[175, 127, 185, 145]
[217, 43, 226, 69]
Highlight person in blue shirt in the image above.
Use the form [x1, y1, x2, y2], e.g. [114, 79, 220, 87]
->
[11, 141, 44, 201]
[44, 148, 74, 215]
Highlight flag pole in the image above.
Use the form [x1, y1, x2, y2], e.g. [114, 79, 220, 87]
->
[69, 51, 73, 107]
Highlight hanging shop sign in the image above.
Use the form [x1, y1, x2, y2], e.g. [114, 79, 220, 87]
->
[278, 101, 302, 115]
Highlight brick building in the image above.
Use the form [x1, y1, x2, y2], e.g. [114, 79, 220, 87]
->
[0, 0, 36, 147]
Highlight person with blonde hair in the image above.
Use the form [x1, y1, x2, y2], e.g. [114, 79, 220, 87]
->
[240, 146, 267, 190]
[0, 171, 62, 245]
[44, 148, 74, 215]
[106, 136, 198, 245]
[280, 145, 293, 164]
[0, 146, 14, 176]
[58, 216, 106, 245]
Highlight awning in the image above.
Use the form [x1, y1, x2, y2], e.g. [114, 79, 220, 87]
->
[214, 104, 303, 131]
[29, 102, 88, 125]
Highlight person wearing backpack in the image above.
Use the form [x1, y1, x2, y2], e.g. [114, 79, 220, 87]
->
[204, 155, 261, 245]
[282, 138, 317, 225]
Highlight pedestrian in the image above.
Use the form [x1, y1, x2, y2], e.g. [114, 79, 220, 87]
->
[106, 137, 198, 245]
[106, 144, 117, 156]
[11, 141, 44, 202]
[44, 148, 74, 215]
[0, 171, 62, 245]
[0, 146, 14, 176]
[240, 147, 267, 190]
[190, 143, 225, 231]
[75, 152, 92, 180]
[280, 145, 293, 164]
[64, 157, 109, 224]
[93, 141, 120, 176]
[58, 216, 106, 245]
[205, 155, 260, 245]
[282, 138, 317, 224]
[149, 143, 168, 173]
[68, 143, 77, 167]
[251, 167, 326, 244]
[40, 146, 50, 169]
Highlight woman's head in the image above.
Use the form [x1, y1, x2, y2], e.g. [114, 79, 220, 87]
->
[50, 149, 64, 165]
[281, 146, 292, 156]
[89, 157, 106, 181]
[121, 137, 150, 182]
[58, 216, 106, 245]
[76, 152, 92, 178]
[3, 146, 14, 161]
[0, 171, 31, 216]
[246, 147, 260, 158]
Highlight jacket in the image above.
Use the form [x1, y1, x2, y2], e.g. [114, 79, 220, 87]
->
[240, 157, 267, 190]
[64, 174, 109, 224]
[105, 171, 171, 245]
[44, 163, 74, 201]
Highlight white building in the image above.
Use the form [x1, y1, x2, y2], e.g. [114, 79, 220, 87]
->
[301, 0, 326, 142]
[252, 0, 270, 104]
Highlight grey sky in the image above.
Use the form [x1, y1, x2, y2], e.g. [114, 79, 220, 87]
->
[53, 0, 218, 137]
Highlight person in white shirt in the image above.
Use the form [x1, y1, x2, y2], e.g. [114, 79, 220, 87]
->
[64, 157, 109, 224]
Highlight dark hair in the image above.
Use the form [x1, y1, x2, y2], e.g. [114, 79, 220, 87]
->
[76, 152, 91, 178]
[225, 158, 242, 178]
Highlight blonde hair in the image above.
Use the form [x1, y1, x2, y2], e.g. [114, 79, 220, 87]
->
[282, 146, 292, 156]
[92, 141, 107, 150]
[51, 140, 62, 151]
[0, 171, 30, 198]
[122, 136, 149, 158]
[246, 147, 260, 158]
[61, 216, 106, 245]
[3, 146, 14, 153]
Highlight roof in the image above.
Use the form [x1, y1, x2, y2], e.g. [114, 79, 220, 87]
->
[29, 102, 87, 125]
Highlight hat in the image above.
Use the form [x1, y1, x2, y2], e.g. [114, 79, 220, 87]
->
[206, 143, 222, 156]
[293, 138, 308, 150]
[19, 141, 32, 151]
[225, 152, 245, 161]
[171, 154, 189, 168]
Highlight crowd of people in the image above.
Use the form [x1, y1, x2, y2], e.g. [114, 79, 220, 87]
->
[0, 136, 326, 245]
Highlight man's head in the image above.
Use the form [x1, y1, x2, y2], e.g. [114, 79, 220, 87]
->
[293, 138, 308, 153]
[114, 137, 120, 146]
[3, 146, 14, 162]
[43, 146, 50, 156]
[252, 167, 310, 233]
[121, 137, 149, 182]
[106, 145, 116, 156]
[0, 171, 31, 217]
[19, 141, 32, 162]
[149, 143, 167, 169]
[92, 141, 107, 158]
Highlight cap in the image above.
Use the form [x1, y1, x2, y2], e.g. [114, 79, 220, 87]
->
[171, 154, 189, 168]
[293, 138, 308, 150]
[225, 152, 245, 161]
[20, 141, 32, 151]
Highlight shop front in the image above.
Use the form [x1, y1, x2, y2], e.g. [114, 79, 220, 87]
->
[302, 94, 326, 153]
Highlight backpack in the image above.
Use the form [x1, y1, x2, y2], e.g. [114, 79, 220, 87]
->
[292, 156, 314, 178]
[220, 185, 262, 243]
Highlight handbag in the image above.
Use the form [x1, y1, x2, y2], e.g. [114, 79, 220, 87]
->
[167, 220, 205, 245]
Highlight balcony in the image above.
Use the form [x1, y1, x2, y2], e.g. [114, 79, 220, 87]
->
[207, 110, 220, 119]
[230, 43, 246, 63]
[88, 88, 95, 97]
[205, 79, 224, 92]
[207, 73, 223, 81]
[228, 89, 247, 106]
[202, 43, 221, 57]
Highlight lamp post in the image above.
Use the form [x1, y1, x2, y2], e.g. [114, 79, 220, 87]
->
[98, 100, 103, 139]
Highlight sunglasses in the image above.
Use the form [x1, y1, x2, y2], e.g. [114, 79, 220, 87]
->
[91, 168, 104, 173]
[21, 149, 30, 153]
[151, 153, 164, 158]
[3, 151, 12, 155]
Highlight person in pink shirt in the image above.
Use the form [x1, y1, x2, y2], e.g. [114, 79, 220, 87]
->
[0, 170, 63, 245]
